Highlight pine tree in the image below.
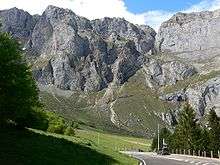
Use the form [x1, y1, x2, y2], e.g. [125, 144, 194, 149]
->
[171, 103, 202, 151]
[200, 127, 211, 151]
[208, 107, 220, 155]
[0, 32, 40, 127]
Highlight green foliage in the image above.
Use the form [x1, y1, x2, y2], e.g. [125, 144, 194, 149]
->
[44, 112, 77, 136]
[151, 127, 172, 151]
[0, 32, 40, 127]
[0, 127, 117, 165]
[207, 107, 220, 154]
[64, 125, 75, 136]
[165, 105, 220, 157]
[199, 127, 211, 151]
[171, 104, 202, 150]
[29, 107, 49, 130]
[46, 112, 66, 134]
[64, 121, 80, 136]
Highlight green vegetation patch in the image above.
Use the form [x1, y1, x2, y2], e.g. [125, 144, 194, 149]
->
[39, 90, 120, 133]
[0, 127, 151, 165]
[0, 127, 116, 165]
[112, 70, 175, 136]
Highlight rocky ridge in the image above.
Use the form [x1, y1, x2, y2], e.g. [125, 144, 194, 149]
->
[155, 9, 220, 119]
[1, 6, 220, 135]
[155, 9, 220, 62]
[26, 6, 157, 92]
[161, 76, 220, 118]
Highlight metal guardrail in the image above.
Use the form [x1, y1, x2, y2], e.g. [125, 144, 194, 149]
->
[170, 149, 220, 159]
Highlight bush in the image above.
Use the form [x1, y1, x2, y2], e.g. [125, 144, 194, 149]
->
[47, 123, 65, 134]
[63, 121, 77, 136]
[64, 126, 75, 136]
[69, 121, 79, 129]
[46, 113, 66, 134]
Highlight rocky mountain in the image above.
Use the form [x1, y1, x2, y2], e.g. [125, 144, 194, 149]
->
[0, 7, 38, 44]
[1, 6, 220, 136]
[160, 75, 220, 118]
[155, 10, 220, 62]
[156, 10, 220, 121]
[28, 6, 156, 92]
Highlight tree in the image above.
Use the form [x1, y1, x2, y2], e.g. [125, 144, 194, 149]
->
[207, 107, 220, 155]
[0, 32, 40, 127]
[151, 127, 172, 151]
[171, 103, 202, 151]
[200, 127, 211, 151]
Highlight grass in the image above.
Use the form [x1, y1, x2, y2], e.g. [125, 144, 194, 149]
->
[0, 126, 151, 165]
[111, 69, 175, 136]
[40, 90, 114, 130]
[75, 129, 151, 152]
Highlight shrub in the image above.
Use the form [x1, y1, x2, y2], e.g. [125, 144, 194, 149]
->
[47, 120, 66, 134]
[69, 121, 79, 129]
[64, 126, 75, 136]
[46, 112, 66, 134]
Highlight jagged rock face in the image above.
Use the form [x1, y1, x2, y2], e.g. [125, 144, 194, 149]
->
[161, 77, 220, 117]
[91, 17, 156, 54]
[160, 90, 187, 103]
[0, 7, 37, 44]
[155, 10, 220, 61]
[186, 77, 220, 117]
[1, 6, 199, 94]
[143, 59, 197, 88]
[11, 5, 153, 92]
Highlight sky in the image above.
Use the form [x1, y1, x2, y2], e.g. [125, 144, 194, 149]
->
[0, 0, 220, 31]
[124, 0, 202, 13]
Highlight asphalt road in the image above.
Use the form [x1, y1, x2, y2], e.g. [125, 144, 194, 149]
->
[122, 152, 220, 165]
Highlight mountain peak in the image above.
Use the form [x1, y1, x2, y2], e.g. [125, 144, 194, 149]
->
[43, 5, 76, 17]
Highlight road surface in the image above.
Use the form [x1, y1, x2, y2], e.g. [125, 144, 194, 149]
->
[122, 152, 220, 165]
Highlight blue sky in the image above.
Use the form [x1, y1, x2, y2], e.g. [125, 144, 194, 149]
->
[0, 0, 220, 31]
[125, 0, 202, 13]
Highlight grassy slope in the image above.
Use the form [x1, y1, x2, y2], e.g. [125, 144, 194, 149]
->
[0, 127, 151, 165]
[40, 91, 128, 135]
[112, 70, 175, 136]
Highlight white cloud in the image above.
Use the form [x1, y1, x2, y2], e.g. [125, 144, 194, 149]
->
[0, 0, 220, 31]
[183, 0, 220, 13]
[141, 11, 175, 31]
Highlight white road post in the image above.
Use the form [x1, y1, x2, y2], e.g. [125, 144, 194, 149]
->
[157, 124, 160, 151]
[98, 132, 100, 145]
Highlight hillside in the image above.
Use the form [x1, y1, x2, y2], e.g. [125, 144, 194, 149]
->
[40, 69, 175, 137]
[0, 126, 151, 165]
